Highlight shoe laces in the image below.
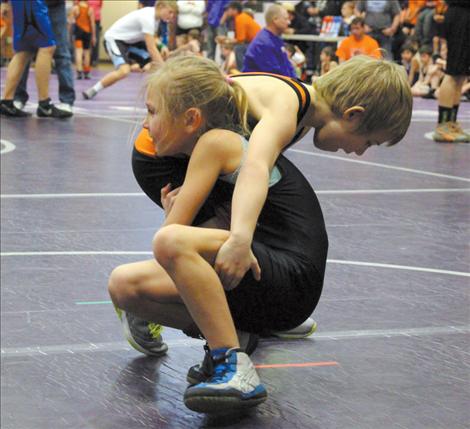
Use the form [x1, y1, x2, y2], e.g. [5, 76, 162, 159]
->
[208, 348, 240, 383]
[148, 322, 163, 339]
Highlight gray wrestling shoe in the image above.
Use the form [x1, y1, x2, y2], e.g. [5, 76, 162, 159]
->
[82, 87, 97, 100]
[271, 317, 317, 339]
[115, 307, 168, 357]
[186, 331, 259, 385]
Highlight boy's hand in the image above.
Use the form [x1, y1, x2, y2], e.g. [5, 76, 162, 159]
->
[215, 235, 261, 290]
[161, 183, 181, 216]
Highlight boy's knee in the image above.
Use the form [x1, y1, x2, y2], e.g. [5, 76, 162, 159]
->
[153, 225, 188, 268]
[118, 64, 131, 77]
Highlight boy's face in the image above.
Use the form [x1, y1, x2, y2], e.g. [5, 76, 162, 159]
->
[157, 6, 176, 23]
[420, 53, 431, 64]
[350, 24, 365, 39]
[401, 50, 413, 63]
[313, 118, 392, 156]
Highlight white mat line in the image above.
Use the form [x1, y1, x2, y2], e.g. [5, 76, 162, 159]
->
[2, 188, 470, 199]
[2, 325, 468, 357]
[289, 149, 470, 182]
[1, 252, 468, 277]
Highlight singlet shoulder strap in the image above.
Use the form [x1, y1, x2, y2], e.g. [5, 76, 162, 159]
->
[231, 72, 311, 125]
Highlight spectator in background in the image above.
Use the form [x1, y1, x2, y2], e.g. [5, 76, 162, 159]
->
[401, 0, 425, 35]
[400, 42, 418, 85]
[205, 0, 229, 60]
[175, 0, 205, 47]
[242, 3, 295, 78]
[224, 1, 260, 70]
[88, 0, 103, 66]
[281, 2, 311, 35]
[432, 0, 470, 143]
[355, 0, 401, 60]
[13, 0, 75, 117]
[0, 0, 71, 118]
[410, 44, 443, 98]
[340, 1, 357, 35]
[335, 17, 381, 63]
[220, 41, 237, 74]
[69, 0, 95, 79]
[139, 0, 156, 7]
[319, 46, 337, 75]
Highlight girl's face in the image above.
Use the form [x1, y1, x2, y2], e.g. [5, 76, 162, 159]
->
[143, 97, 193, 157]
[401, 50, 413, 63]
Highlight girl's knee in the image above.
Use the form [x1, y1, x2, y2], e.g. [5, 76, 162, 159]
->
[153, 224, 189, 267]
[108, 264, 140, 308]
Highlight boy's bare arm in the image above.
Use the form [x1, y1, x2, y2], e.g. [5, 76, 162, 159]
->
[144, 33, 164, 65]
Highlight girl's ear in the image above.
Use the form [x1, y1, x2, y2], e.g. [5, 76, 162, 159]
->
[343, 106, 365, 121]
[185, 108, 203, 131]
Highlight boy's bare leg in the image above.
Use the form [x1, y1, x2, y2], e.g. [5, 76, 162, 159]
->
[101, 63, 131, 88]
[75, 46, 83, 72]
[154, 225, 239, 351]
[2, 51, 34, 99]
[35, 46, 55, 101]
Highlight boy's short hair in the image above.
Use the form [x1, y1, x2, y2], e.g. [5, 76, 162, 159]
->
[401, 43, 417, 55]
[314, 55, 412, 145]
[350, 17, 365, 27]
[155, 0, 178, 12]
[227, 1, 243, 13]
[418, 44, 433, 56]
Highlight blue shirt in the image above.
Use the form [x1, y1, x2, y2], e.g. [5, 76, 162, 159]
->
[207, 0, 230, 27]
[242, 28, 296, 78]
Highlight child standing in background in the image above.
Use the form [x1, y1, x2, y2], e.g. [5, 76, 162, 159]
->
[70, 0, 95, 79]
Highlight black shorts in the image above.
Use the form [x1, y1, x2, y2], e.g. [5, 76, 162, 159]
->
[441, 6, 470, 76]
[104, 38, 151, 69]
[74, 26, 92, 49]
[132, 149, 328, 333]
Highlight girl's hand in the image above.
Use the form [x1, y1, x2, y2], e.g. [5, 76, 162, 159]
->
[215, 236, 261, 290]
[161, 183, 181, 217]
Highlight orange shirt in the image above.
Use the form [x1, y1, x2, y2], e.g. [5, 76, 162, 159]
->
[75, 3, 92, 33]
[234, 12, 261, 43]
[336, 34, 381, 62]
[405, 0, 425, 26]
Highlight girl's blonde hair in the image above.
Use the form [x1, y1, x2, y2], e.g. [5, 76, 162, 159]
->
[314, 55, 412, 145]
[146, 56, 250, 139]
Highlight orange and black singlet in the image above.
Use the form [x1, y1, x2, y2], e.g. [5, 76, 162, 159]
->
[230, 72, 312, 149]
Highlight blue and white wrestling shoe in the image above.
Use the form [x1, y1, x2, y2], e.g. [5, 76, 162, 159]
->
[184, 347, 267, 413]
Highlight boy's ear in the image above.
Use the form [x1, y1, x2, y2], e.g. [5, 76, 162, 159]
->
[343, 106, 365, 121]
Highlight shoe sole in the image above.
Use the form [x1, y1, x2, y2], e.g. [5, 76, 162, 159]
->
[270, 320, 318, 340]
[117, 308, 168, 357]
[184, 392, 267, 413]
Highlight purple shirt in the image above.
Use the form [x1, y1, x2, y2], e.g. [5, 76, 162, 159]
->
[242, 28, 296, 78]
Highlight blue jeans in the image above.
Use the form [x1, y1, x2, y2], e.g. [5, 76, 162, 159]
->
[15, 4, 75, 105]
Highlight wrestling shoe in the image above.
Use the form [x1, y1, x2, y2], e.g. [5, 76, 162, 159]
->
[186, 331, 259, 385]
[115, 307, 168, 357]
[433, 122, 469, 143]
[270, 317, 317, 339]
[82, 87, 97, 100]
[0, 100, 31, 117]
[184, 348, 267, 413]
[37, 99, 73, 118]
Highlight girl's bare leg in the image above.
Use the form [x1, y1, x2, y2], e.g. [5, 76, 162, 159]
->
[153, 224, 239, 351]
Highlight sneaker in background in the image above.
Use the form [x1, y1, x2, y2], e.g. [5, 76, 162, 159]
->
[184, 348, 267, 413]
[82, 87, 97, 100]
[36, 98, 73, 118]
[0, 100, 31, 117]
[433, 122, 469, 143]
[56, 103, 73, 116]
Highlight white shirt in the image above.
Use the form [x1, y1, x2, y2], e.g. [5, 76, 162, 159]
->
[177, 0, 205, 30]
[105, 7, 159, 44]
